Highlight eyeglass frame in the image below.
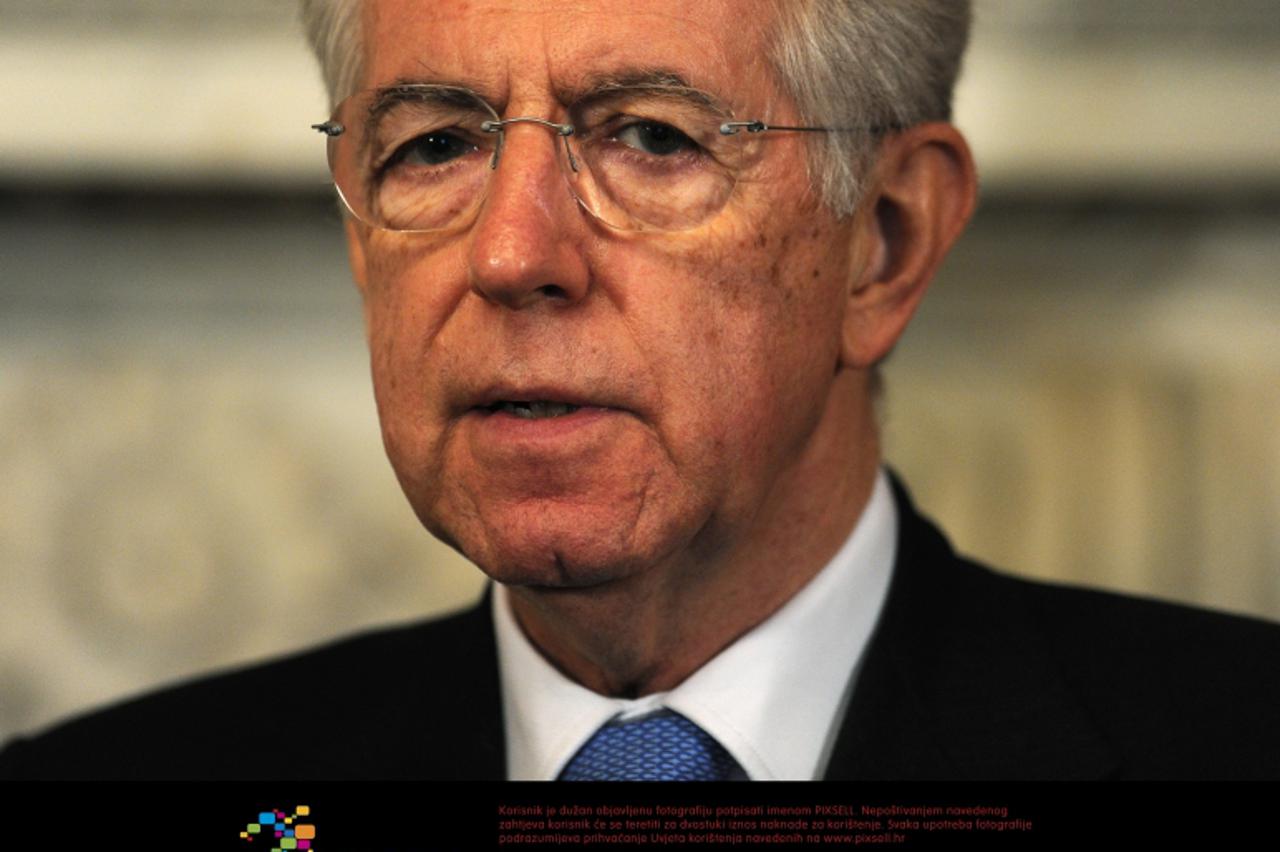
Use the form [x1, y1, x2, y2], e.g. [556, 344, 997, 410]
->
[311, 83, 895, 233]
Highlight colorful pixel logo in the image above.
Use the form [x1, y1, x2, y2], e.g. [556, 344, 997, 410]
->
[240, 805, 316, 851]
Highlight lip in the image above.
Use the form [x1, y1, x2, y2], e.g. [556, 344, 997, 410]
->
[453, 380, 636, 450]
[463, 382, 627, 414]
[462, 409, 635, 477]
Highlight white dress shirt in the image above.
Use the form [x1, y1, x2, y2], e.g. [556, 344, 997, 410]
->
[493, 468, 898, 780]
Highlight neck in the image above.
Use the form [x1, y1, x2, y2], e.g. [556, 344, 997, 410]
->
[506, 370, 880, 697]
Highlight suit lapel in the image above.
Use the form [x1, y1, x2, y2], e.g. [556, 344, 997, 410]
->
[411, 591, 506, 780]
[824, 476, 1119, 780]
[330, 595, 506, 780]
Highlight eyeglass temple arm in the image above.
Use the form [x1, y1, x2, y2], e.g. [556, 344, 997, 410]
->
[720, 120, 818, 135]
[719, 120, 899, 136]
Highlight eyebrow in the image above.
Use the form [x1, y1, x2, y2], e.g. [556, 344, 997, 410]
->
[367, 69, 730, 119]
[367, 80, 484, 121]
[563, 69, 728, 114]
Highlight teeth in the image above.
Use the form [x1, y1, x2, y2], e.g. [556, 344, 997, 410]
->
[493, 401, 580, 419]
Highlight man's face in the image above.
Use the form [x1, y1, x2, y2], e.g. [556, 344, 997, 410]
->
[350, 0, 862, 588]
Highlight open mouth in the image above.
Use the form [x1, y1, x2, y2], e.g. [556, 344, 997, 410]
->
[483, 400, 583, 420]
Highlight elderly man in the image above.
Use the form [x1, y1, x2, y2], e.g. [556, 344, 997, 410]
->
[2, 0, 1277, 781]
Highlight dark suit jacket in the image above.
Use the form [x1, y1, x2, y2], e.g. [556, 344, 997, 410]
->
[2, 479, 1277, 779]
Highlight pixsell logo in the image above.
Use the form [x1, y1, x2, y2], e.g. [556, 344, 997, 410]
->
[240, 805, 317, 851]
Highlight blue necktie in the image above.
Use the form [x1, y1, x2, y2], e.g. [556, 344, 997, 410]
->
[559, 709, 743, 780]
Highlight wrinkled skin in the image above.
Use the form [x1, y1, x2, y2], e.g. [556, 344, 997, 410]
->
[345, 0, 975, 694]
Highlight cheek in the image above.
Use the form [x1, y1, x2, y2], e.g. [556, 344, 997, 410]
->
[362, 234, 463, 343]
[616, 221, 848, 483]
[357, 237, 467, 474]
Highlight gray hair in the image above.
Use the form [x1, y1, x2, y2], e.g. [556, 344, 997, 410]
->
[298, 0, 970, 217]
[299, 0, 363, 110]
[771, 0, 970, 216]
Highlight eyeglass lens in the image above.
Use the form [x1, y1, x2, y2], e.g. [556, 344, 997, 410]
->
[324, 85, 753, 233]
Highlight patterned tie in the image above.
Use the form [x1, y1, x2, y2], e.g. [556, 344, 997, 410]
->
[559, 709, 743, 780]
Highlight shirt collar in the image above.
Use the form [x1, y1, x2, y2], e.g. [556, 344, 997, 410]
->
[494, 468, 898, 780]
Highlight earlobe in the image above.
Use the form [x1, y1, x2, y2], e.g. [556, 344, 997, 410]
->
[839, 122, 977, 370]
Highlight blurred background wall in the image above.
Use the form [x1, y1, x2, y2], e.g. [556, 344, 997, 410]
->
[2, 0, 1278, 741]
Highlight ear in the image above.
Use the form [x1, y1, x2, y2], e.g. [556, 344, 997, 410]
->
[344, 218, 370, 297]
[839, 122, 976, 369]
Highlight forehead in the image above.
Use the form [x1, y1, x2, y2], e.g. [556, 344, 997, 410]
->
[363, 0, 781, 108]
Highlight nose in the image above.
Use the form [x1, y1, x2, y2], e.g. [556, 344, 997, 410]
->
[466, 121, 591, 309]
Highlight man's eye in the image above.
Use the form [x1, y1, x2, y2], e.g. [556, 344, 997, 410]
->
[385, 131, 477, 169]
[613, 121, 698, 157]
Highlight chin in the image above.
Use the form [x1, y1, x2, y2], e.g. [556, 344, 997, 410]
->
[423, 494, 683, 590]
[479, 522, 654, 589]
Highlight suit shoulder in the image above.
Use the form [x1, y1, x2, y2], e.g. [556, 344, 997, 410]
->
[976, 560, 1280, 665]
[0, 601, 499, 779]
[968, 559, 1280, 777]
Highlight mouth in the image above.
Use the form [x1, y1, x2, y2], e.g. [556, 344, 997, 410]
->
[459, 387, 634, 459]
[480, 400, 583, 420]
